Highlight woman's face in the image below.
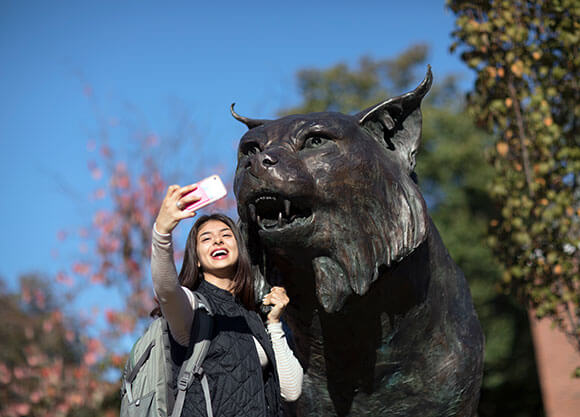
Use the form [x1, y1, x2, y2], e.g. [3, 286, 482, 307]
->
[196, 219, 239, 278]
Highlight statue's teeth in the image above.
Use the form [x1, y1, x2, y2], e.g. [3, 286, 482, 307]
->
[284, 199, 291, 217]
[278, 212, 283, 227]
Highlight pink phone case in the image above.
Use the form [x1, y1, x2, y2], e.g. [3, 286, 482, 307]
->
[183, 175, 227, 212]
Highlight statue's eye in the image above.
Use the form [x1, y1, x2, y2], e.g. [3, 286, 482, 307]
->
[302, 136, 327, 150]
[241, 142, 261, 156]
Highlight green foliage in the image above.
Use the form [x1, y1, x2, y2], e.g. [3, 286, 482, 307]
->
[282, 44, 429, 115]
[448, 0, 580, 363]
[281, 45, 543, 416]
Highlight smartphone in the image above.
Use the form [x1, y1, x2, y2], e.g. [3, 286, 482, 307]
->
[183, 175, 227, 212]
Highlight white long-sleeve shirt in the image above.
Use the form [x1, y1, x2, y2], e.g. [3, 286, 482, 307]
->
[151, 225, 303, 401]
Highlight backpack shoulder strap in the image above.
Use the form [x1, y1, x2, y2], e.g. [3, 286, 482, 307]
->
[193, 292, 213, 315]
[171, 291, 214, 417]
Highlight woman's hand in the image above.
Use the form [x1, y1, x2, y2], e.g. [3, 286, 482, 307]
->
[263, 286, 290, 323]
[154, 184, 200, 234]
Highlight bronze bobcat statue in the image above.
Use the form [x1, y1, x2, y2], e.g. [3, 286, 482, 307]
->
[233, 68, 484, 416]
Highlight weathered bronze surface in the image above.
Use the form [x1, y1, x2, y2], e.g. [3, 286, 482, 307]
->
[233, 67, 484, 416]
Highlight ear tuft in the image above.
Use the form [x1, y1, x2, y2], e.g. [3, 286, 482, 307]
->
[230, 103, 270, 129]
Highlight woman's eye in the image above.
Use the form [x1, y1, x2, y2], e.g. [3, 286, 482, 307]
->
[302, 136, 327, 150]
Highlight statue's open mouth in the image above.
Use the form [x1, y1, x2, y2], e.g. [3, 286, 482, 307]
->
[247, 194, 313, 231]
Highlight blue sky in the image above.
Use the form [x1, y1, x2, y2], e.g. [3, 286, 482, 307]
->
[0, 1, 470, 300]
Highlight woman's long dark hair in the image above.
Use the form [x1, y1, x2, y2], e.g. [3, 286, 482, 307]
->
[178, 213, 255, 310]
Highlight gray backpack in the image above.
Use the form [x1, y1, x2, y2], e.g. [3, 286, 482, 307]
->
[120, 292, 214, 417]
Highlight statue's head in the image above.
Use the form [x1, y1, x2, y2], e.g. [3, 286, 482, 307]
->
[233, 67, 433, 312]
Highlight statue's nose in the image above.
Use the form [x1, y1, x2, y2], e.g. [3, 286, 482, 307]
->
[262, 153, 278, 167]
[244, 147, 292, 182]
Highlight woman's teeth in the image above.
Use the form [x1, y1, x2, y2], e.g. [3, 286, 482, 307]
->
[212, 249, 228, 257]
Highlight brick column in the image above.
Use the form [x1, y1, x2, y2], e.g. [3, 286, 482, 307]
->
[529, 312, 580, 417]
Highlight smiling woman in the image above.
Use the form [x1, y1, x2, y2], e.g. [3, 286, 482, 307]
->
[177, 214, 253, 312]
[192, 220, 242, 285]
[150, 184, 303, 416]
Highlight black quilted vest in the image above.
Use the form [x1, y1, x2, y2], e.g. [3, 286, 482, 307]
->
[172, 280, 283, 417]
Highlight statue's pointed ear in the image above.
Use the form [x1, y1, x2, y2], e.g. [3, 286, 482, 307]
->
[356, 66, 433, 173]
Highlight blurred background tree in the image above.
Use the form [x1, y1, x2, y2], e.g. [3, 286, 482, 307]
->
[280, 44, 544, 416]
[0, 275, 118, 417]
[448, 0, 580, 375]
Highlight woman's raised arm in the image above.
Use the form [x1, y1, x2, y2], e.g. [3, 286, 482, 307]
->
[151, 184, 200, 346]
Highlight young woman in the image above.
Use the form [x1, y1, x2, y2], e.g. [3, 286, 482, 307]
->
[152, 184, 303, 417]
